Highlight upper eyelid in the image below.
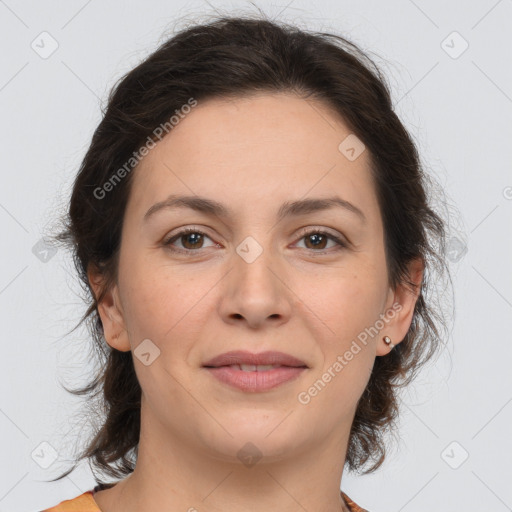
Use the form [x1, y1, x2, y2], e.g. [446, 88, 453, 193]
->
[164, 224, 344, 239]
[163, 225, 347, 248]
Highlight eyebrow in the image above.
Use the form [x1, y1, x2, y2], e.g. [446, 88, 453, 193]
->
[143, 194, 366, 224]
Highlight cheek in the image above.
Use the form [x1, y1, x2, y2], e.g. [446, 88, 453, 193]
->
[298, 268, 386, 343]
[119, 261, 212, 349]
[301, 274, 378, 410]
[305, 265, 385, 403]
[117, 257, 174, 340]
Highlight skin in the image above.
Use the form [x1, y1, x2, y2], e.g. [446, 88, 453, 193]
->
[89, 92, 423, 512]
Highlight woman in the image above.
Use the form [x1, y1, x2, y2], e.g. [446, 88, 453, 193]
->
[41, 13, 451, 512]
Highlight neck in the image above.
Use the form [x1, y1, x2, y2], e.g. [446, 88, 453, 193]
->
[93, 398, 354, 512]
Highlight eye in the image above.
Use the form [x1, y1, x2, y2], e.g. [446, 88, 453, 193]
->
[162, 227, 217, 252]
[293, 228, 347, 253]
[162, 226, 347, 254]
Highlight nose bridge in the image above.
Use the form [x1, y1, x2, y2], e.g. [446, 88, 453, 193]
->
[233, 232, 281, 292]
[217, 230, 292, 326]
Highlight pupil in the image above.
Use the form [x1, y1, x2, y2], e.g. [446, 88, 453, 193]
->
[308, 234, 326, 249]
[185, 233, 202, 248]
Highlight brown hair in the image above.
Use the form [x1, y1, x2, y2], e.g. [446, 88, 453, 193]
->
[47, 13, 453, 485]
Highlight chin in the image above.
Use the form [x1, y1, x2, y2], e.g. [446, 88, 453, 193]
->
[197, 418, 307, 464]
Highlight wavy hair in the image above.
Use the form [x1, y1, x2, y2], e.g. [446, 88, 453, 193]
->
[47, 12, 454, 485]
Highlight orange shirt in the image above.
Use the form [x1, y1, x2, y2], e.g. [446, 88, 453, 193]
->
[40, 488, 369, 512]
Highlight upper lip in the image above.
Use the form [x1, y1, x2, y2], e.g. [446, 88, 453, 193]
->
[202, 350, 308, 368]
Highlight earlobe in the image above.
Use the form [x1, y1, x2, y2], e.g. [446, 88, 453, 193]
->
[97, 291, 131, 352]
[382, 335, 394, 349]
[377, 257, 424, 357]
[88, 265, 131, 352]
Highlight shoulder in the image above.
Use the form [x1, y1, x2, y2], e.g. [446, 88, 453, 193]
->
[41, 488, 365, 512]
[341, 491, 371, 512]
[39, 490, 100, 512]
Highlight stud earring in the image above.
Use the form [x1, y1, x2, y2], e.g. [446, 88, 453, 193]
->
[383, 335, 394, 349]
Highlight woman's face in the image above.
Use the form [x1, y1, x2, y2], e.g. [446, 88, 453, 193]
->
[93, 92, 418, 463]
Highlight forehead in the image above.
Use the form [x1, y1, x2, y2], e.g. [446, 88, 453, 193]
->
[126, 92, 379, 225]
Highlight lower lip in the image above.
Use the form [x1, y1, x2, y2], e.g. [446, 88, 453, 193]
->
[204, 366, 307, 392]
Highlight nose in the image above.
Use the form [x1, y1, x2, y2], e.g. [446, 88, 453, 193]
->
[217, 244, 292, 329]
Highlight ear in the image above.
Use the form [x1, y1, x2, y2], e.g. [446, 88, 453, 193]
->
[376, 257, 424, 356]
[87, 264, 131, 352]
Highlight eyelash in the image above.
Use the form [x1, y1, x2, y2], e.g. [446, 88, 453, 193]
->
[162, 227, 348, 255]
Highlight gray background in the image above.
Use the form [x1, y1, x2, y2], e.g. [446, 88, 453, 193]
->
[1, 1, 511, 511]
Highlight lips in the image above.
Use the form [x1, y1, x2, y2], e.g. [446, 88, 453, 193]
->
[205, 365, 307, 392]
[202, 350, 308, 368]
